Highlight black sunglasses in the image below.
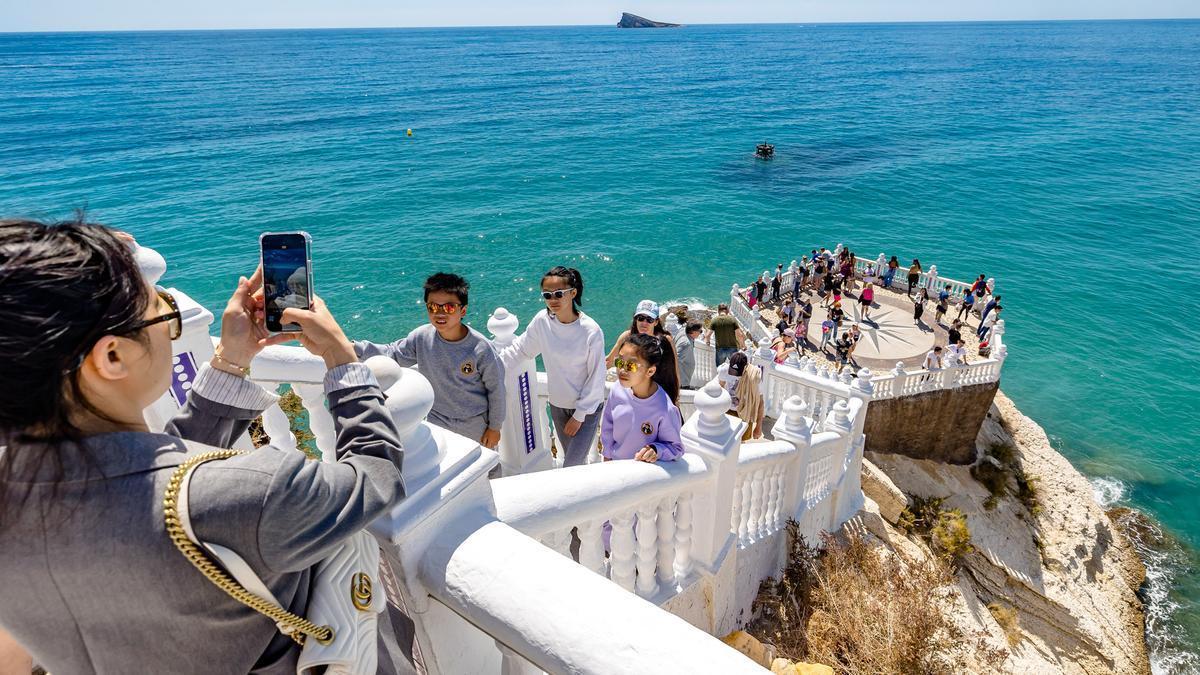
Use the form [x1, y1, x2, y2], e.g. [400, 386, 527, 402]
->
[124, 289, 183, 341]
[635, 315, 655, 323]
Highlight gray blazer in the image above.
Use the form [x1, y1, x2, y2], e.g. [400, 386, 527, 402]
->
[0, 363, 406, 674]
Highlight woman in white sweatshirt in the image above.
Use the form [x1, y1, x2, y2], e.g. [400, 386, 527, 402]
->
[501, 266, 607, 466]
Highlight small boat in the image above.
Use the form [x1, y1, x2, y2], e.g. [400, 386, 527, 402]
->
[755, 143, 774, 159]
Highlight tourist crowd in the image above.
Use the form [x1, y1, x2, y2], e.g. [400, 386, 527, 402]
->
[721, 246, 1002, 375]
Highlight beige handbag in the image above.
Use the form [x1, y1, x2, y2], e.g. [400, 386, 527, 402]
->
[164, 449, 384, 675]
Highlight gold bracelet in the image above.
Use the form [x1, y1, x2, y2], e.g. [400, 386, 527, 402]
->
[212, 350, 251, 378]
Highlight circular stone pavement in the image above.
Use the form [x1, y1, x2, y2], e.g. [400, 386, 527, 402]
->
[795, 291, 937, 364]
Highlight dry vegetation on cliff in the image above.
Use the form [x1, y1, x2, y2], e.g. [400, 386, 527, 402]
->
[747, 523, 1002, 674]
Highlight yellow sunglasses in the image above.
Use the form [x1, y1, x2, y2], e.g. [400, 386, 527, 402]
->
[613, 357, 645, 374]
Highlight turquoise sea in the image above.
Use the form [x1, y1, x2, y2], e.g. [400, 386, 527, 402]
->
[1, 20, 1197, 669]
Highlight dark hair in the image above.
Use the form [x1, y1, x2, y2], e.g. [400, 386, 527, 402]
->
[717, 303, 729, 313]
[423, 272, 469, 305]
[0, 217, 151, 527]
[728, 351, 749, 377]
[686, 322, 702, 335]
[542, 266, 583, 311]
[626, 333, 680, 404]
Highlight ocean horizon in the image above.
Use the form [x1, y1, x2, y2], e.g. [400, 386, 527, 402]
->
[1, 20, 1197, 670]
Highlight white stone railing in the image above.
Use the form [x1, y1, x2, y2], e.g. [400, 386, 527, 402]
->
[867, 320, 1008, 400]
[491, 379, 869, 642]
[493, 455, 709, 601]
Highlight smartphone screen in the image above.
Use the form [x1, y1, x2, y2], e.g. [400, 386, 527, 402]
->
[260, 232, 312, 332]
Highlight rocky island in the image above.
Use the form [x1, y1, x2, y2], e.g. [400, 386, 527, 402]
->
[617, 12, 682, 28]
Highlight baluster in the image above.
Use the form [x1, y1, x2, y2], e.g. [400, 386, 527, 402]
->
[673, 493, 693, 582]
[749, 468, 766, 541]
[610, 510, 637, 592]
[294, 382, 335, 461]
[656, 498, 676, 588]
[261, 398, 297, 450]
[634, 503, 659, 597]
[767, 466, 783, 533]
[497, 640, 541, 675]
[730, 477, 744, 539]
[736, 477, 752, 545]
[578, 519, 605, 575]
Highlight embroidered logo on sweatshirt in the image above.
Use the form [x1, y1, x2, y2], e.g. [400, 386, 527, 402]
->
[460, 360, 475, 376]
[641, 422, 654, 435]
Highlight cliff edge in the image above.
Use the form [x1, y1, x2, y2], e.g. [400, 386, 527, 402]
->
[617, 12, 682, 28]
[858, 390, 1149, 673]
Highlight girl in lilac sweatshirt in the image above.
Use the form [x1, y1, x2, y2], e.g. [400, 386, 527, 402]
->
[602, 333, 684, 462]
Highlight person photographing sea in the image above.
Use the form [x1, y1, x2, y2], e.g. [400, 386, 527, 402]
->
[0, 218, 411, 674]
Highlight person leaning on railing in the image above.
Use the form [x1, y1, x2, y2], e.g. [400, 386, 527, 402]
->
[0, 218, 411, 674]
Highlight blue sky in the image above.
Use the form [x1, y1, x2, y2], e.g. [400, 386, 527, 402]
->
[2, 0, 1197, 32]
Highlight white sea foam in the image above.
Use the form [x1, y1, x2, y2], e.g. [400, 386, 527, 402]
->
[1091, 476, 1127, 507]
[659, 297, 711, 312]
[1094, 477, 1199, 674]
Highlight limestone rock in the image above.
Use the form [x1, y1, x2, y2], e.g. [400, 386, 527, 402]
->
[721, 629, 775, 667]
[862, 389, 1150, 674]
[617, 12, 682, 28]
[861, 457, 908, 524]
[770, 658, 834, 675]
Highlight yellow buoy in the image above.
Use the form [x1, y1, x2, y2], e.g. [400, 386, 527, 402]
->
[406, 129, 413, 137]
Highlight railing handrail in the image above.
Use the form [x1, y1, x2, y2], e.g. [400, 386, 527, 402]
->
[420, 521, 766, 674]
[770, 359, 853, 398]
[735, 439, 796, 471]
[493, 453, 709, 536]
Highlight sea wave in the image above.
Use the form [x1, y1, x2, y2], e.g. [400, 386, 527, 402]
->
[1094, 478, 1200, 674]
[660, 297, 712, 312]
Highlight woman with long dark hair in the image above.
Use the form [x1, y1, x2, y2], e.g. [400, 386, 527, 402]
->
[0, 218, 408, 673]
[500, 265, 607, 467]
[605, 299, 674, 368]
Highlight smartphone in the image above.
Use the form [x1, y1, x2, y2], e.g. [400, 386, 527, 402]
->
[260, 231, 313, 333]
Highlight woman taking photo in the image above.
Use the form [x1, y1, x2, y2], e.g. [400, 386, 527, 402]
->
[501, 266, 607, 467]
[0, 219, 409, 674]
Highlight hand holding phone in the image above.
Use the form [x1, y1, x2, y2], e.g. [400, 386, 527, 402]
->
[279, 297, 358, 369]
[260, 231, 313, 333]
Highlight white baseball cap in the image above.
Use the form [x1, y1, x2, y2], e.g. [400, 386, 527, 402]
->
[635, 299, 660, 320]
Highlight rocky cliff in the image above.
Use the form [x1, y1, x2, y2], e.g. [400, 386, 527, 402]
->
[617, 12, 682, 28]
[857, 391, 1149, 673]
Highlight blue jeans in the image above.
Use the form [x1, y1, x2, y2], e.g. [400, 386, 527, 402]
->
[550, 403, 605, 467]
[716, 346, 737, 367]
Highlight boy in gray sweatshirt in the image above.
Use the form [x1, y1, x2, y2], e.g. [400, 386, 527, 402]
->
[354, 273, 506, 448]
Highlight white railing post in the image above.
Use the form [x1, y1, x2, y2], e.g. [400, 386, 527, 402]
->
[680, 380, 743, 633]
[752, 336, 777, 417]
[992, 319, 1008, 373]
[891, 361, 907, 396]
[682, 381, 742, 570]
[833, 370, 873, 523]
[365, 365, 501, 675]
[772, 397, 812, 523]
[490, 308, 553, 476]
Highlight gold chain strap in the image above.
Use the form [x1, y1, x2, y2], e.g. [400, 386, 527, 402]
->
[163, 450, 334, 646]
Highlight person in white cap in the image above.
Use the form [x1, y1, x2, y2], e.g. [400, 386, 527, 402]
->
[605, 299, 676, 368]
